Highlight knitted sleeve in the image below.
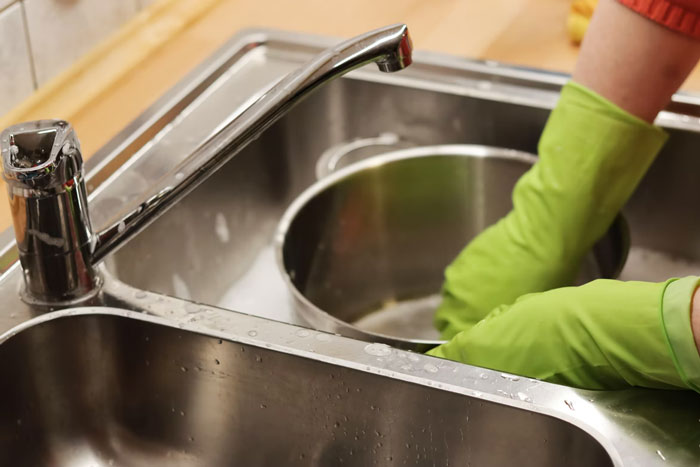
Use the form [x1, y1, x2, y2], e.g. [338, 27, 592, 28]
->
[618, 0, 700, 39]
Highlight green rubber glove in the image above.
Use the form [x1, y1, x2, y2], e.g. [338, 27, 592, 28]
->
[435, 81, 668, 339]
[428, 277, 700, 392]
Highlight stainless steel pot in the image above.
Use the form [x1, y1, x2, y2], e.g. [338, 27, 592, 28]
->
[275, 145, 627, 351]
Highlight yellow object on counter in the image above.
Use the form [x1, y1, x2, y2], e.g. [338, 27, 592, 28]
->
[568, 0, 598, 44]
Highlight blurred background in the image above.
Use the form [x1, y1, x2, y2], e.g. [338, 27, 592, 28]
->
[0, 0, 692, 156]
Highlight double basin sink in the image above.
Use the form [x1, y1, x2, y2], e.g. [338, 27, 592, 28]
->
[1, 29, 700, 465]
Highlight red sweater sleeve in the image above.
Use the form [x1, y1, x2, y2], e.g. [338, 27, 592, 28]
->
[618, 0, 700, 39]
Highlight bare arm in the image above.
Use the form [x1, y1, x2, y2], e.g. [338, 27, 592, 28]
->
[574, 0, 700, 123]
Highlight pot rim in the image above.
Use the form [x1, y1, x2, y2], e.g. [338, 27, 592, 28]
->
[274, 144, 539, 350]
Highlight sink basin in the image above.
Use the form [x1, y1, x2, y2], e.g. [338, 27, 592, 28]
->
[103, 74, 554, 323]
[101, 33, 700, 326]
[0, 308, 614, 466]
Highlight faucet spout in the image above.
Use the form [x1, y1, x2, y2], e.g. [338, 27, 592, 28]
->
[1, 24, 413, 305]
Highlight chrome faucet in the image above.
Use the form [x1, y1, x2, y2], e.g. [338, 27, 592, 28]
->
[1, 24, 413, 305]
[1, 120, 100, 304]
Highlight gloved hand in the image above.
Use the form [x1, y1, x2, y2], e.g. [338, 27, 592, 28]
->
[428, 277, 700, 392]
[435, 81, 668, 340]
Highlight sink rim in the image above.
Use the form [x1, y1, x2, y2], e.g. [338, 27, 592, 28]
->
[0, 301, 623, 467]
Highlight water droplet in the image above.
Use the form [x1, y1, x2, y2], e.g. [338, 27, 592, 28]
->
[260, 404, 267, 409]
[656, 450, 666, 461]
[16, 419, 22, 426]
[248, 330, 258, 337]
[175, 172, 185, 181]
[256, 356, 263, 363]
[500, 373, 520, 381]
[184, 303, 199, 313]
[117, 221, 126, 233]
[134, 291, 147, 299]
[423, 363, 439, 373]
[364, 343, 392, 357]
[564, 400, 575, 411]
[180, 366, 187, 372]
[517, 392, 532, 402]
[188, 436, 194, 442]
[408, 353, 420, 362]
[215, 359, 220, 365]
[400, 364, 413, 371]
[479, 373, 488, 380]
[179, 410, 185, 416]
[296, 329, 311, 337]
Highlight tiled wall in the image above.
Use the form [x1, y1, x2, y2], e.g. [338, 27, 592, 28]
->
[0, 0, 157, 115]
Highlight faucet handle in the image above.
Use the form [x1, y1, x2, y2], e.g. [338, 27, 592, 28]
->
[1, 119, 83, 191]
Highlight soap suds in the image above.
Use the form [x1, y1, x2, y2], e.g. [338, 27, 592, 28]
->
[619, 246, 700, 282]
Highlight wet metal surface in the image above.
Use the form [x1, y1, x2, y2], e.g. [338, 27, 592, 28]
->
[1, 29, 700, 465]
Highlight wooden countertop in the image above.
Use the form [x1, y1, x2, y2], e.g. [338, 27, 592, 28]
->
[1, 0, 699, 232]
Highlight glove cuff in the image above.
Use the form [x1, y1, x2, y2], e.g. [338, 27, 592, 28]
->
[564, 81, 660, 128]
[537, 81, 669, 218]
[661, 276, 700, 392]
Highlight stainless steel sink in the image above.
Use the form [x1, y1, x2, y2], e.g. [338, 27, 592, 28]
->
[1, 28, 700, 466]
[102, 68, 557, 322]
[0, 307, 615, 466]
[100, 33, 700, 319]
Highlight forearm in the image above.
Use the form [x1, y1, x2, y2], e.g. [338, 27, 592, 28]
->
[575, 0, 700, 122]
